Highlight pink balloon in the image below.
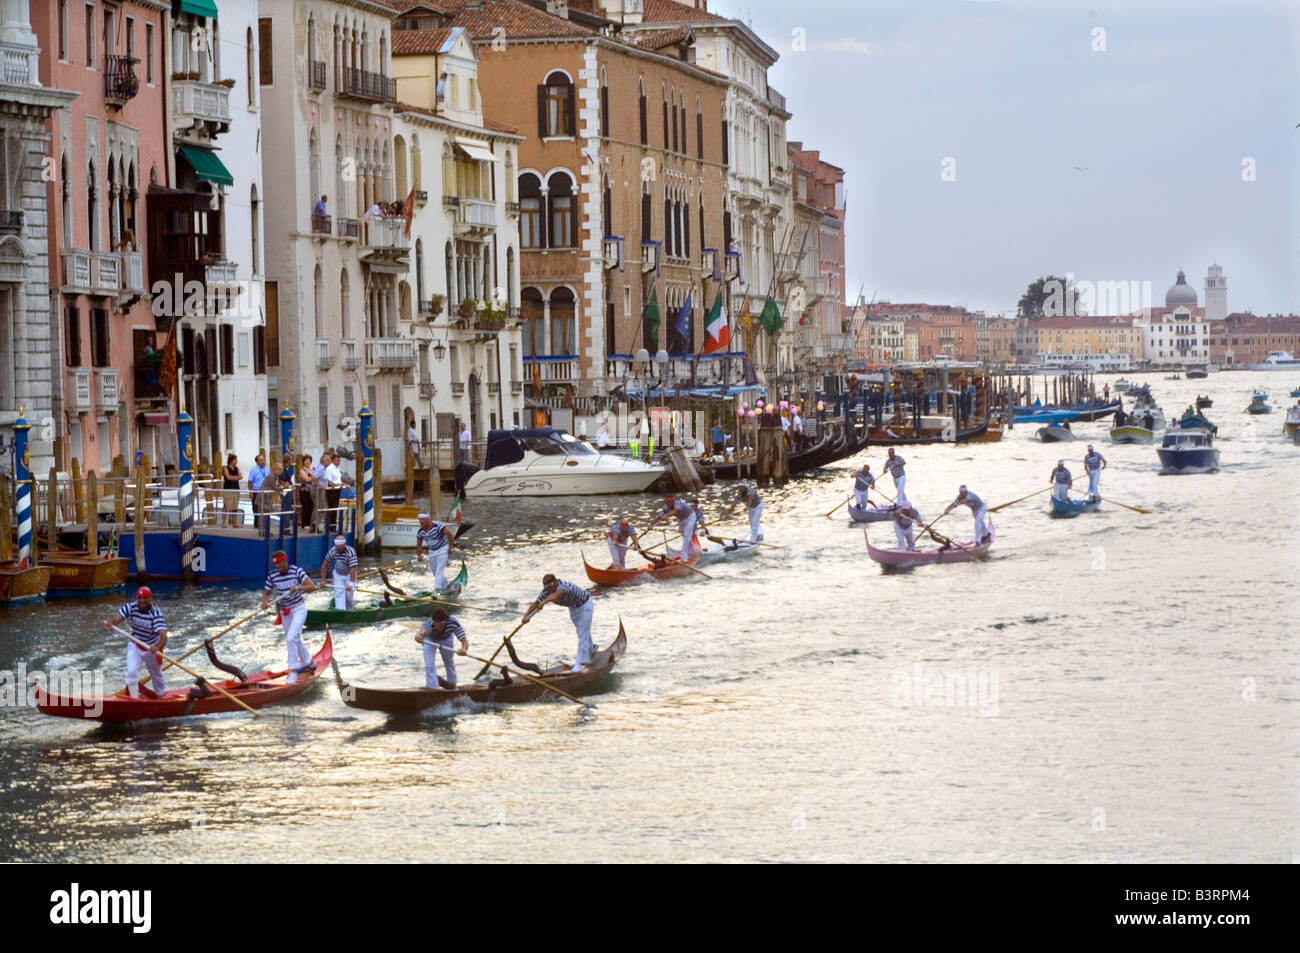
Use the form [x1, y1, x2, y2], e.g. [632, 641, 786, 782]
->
[740, 402, 748, 411]
[779, 400, 789, 410]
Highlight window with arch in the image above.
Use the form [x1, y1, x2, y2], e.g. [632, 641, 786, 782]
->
[538, 71, 575, 138]
[339, 267, 351, 338]
[602, 178, 611, 238]
[550, 287, 576, 356]
[641, 183, 652, 244]
[680, 95, 687, 155]
[86, 160, 97, 251]
[547, 171, 575, 248]
[334, 136, 347, 216]
[638, 77, 647, 145]
[521, 288, 544, 358]
[250, 184, 260, 275]
[314, 264, 325, 337]
[394, 135, 407, 196]
[721, 107, 729, 165]
[308, 14, 317, 66]
[519, 173, 542, 249]
[696, 99, 703, 159]
[671, 93, 679, 153]
[599, 69, 609, 138]
[61, 154, 72, 245]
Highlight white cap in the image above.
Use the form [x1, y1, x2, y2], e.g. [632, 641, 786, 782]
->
[1087, 444, 1094, 451]
[334, 535, 346, 544]
[417, 512, 430, 520]
[1058, 459, 1065, 466]
[958, 485, 967, 494]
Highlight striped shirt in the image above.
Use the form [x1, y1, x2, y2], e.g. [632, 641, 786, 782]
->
[742, 488, 761, 509]
[659, 500, 693, 521]
[417, 522, 449, 551]
[324, 545, 358, 575]
[419, 616, 467, 645]
[884, 455, 906, 478]
[538, 580, 590, 608]
[1052, 467, 1073, 485]
[954, 491, 985, 511]
[608, 522, 638, 542]
[892, 506, 920, 528]
[854, 470, 875, 492]
[265, 565, 310, 609]
[118, 601, 167, 647]
[1083, 451, 1106, 472]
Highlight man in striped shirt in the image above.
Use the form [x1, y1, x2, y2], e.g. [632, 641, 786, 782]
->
[102, 587, 169, 698]
[646, 495, 700, 559]
[735, 484, 764, 542]
[320, 535, 358, 610]
[884, 449, 908, 505]
[261, 550, 319, 682]
[523, 574, 593, 673]
[891, 502, 923, 552]
[943, 486, 990, 544]
[417, 607, 469, 689]
[852, 464, 875, 509]
[605, 519, 640, 570]
[414, 513, 455, 592]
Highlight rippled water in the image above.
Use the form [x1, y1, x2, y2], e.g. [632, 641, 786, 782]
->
[1, 372, 1296, 862]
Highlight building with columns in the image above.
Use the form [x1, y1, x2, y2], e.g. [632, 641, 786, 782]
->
[1, 0, 76, 475]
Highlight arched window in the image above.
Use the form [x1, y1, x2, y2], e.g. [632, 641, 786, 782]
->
[721, 105, 729, 166]
[246, 28, 255, 106]
[308, 128, 321, 207]
[599, 68, 609, 138]
[481, 245, 492, 300]
[696, 98, 703, 159]
[394, 135, 407, 196]
[399, 281, 411, 322]
[106, 160, 118, 249]
[308, 14, 317, 67]
[602, 178, 611, 239]
[638, 77, 647, 145]
[379, 31, 387, 73]
[381, 139, 391, 202]
[339, 267, 351, 338]
[521, 288, 544, 358]
[547, 171, 574, 249]
[662, 84, 669, 149]
[519, 173, 542, 249]
[680, 94, 688, 155]
[415, 238, 424, 305]
[314, 264, 325, 337]
[538, 71, 574, 138]
[550, 287, 575, 356]
[334, 135, 346, 216]
[671, 94, 679, 153]
[250, 184, 260, 275]
[441, 142, 455, 196]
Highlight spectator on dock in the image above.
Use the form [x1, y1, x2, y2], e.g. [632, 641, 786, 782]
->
[249, 453, 270, 530]
[458, 423, 472, 465]
[311, 452, 328, 530]
[407, 422, 423, 468]
[221, 454, 243, 528]
[323, 452, 344, 535]
[297, 454, 316, 528]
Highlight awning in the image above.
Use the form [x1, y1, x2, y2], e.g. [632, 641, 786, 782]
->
[180, 0, 219, 19]
[178, 144, 233, 186]
[454, 138, 497, 163]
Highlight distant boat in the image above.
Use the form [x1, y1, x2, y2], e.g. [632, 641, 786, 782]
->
[1114, 379, 1132, 391]
[1284, 405, 1300, 439]
[1246, 350, 1300, 371]
[1050, 496, 1100, 518]
[1195, 395, 1213, 409]
[1109, 423, 1155, 445]
[1185, 363, 1209, 379]
[1013, 408, 1079, 425]
[1157, 428, 1219, 474]
[1246, 393, 1271, 415]
[1012, 399, 1119, 422]
[1289, 386, 1300, 398]
[1036, 424, 1076, 442]
[1165, 374, 1182, 381]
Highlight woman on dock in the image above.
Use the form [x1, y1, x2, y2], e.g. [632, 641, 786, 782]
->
[297, 455, 316, 529]
[221, 454, 243, 527]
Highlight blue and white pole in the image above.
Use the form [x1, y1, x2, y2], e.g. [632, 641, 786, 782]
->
[279, 407, 296, 463]
[13, 409, 32, 568]
[177, 410, 195, 576]
[358, 403, 374, 552]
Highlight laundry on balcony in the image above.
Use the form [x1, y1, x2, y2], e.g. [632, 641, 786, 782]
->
[177, 144, 233, 186]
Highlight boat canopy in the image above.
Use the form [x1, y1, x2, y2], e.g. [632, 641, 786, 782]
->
[483, 428, 597, 469]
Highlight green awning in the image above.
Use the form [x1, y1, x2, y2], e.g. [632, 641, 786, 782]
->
[180, 0, 219, 19]
[178, 145, 233, 186]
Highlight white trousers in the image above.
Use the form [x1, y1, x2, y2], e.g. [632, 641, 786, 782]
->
[971, 505, 989, 542]
[570, 599, 594, 671]
[426, 545, 449, 590]
[1087, 469, 1101, 497]
[853, 488, 871, 509]
[893, 523, 916, 551]
[607, 538, 629, 569]
[678, 513, 700, 558]
[332, 571, 355, 610]
[746, 502, 764, 542]
[1052, 483, 1070, 502]
[422, 637, 457, 688]
[282, 603, 312, 679]
[125, 640, 165, 697]
[892, 472, 907, 503]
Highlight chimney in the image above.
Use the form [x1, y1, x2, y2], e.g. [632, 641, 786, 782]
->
[546, 0, 570, 19]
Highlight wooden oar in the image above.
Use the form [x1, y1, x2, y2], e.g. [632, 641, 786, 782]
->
[825, 496, 852, 518]
[1079, 491, 1150, 515]
[348, 585, 495, 612]
[115, 626, 260, 716]
[472, 614, 536, 679]
[455, 646, 590, 707]
[140, 607, 267, 687]
[635, 546, 713, 579]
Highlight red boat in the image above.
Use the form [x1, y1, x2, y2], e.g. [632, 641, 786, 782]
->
[34, 633, 333, 722]
[581, 551, 699, 586]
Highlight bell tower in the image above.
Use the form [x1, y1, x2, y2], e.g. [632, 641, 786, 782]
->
[1204, 264, 1227, 321]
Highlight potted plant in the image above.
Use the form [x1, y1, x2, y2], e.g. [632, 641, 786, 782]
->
[424, 293, 445, 319]
[214, 77, 237, 88]
[457, 297, 476, 320]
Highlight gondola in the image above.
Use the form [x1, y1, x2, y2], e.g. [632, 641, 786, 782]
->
[582, 552, 699, 585]
[1050, 496, 1100, 518]
[865, 417, 989, 446]
[305, 562, 468, 627]
[0, 562, 52, 606]
[332, 623, 626, 713]
[34, 633, 333, 722]
[848, 502, 895, 522]
[864, 522, 995, 568]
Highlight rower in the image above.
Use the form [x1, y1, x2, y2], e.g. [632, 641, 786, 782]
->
[102, 587, 168, 698]
[606, 518, 641, 570]
[647, 495, 700, 559]
[942, 485, 990, 544]
[414, 512, 455, 593]
[852, 464, 875, 510]
[260, 550, 319, 682]
[891, 502, 922, 552]
[735, 483, 764, 542]
[692, 499, 728, 546]
[1082, 445, 1107, 502]
[1049, 460, 1073, 503]
[320, 534, 358, 610]
[416, 606, 469, 690]
[522, 574, 594, 674]
[883, 448, 908, 504]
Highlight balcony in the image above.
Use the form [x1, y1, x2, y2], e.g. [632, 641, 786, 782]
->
[309, 60, 327, 91]
[69, 369, 93, 412]
[364, 216, 408, 250]
[511, 381, 523, 395]
[98, 368, 120, 407]
[505, 201, 520, 217]
[1, 41, 39, 85]
[452, 197, 496, 236]
[338, 67, 396, 104]
[473, 315, 505, 334]
[523, 355, 577, 385]
[365, 338, 417, 370]
[104, 55, 140, 108]
[0, 209, 22, 234]
[414, 190, 428, 207]
[488, 382, 500, 396]
[337, 217, 361, 240]
[122, 251, 144, 293]
[419, 381, 435, 400]
[133, 364, 168, 401]
[61, 249, 121, 295]
[316, 339, 335, 370]
[172, 78, 231, 129]
[341, 339, 361, 369]
[205, 260, 238, 287]
[311, 214, 332, 235]
[451, 381, 465, 396]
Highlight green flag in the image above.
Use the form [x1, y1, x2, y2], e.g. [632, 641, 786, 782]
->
[759, 295, 783, 334]
[646, 288, 661, 347]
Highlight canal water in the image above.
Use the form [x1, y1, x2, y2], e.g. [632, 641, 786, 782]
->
[1, 372, 1295, 862]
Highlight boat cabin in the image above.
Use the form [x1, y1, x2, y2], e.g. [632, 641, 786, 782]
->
[482, 428, 598, 469]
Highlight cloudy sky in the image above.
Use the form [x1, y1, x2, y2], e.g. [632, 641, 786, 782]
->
[719, 0, 1299, 316]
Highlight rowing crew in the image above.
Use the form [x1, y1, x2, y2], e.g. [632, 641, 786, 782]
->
[850, 449, 909, 508]
[613, 487, 765, 568]
[888, 486, 991, 552]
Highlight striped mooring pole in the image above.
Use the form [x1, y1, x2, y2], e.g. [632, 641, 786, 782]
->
[14, 408, 32, 568]
[279, 406, 295, 462]
[359, 403, 375, 553]
[177, 410, 195, 578]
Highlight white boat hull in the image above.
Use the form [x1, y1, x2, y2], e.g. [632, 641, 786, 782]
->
[463, 462, 665, 497]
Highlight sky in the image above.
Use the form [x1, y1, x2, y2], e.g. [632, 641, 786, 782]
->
[714, 0, 1300, 316]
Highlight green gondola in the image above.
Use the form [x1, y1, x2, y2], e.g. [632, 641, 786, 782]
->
[305, 562, 468, 627]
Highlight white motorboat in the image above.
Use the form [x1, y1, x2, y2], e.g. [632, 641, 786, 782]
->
[1156, 428, 1220, 474]
[462, 428, 666, 497]
[1246, 350, 1300, 371]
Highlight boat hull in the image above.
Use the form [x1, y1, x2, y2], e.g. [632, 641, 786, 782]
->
[1050, 496, 1100, 518]
[335, 624, 626, 713]
[582, 552, 698, 585]
[0, 564, 52, 605]
[1157, 447, 1220, 473]
[865, 522, 994, 568]
[35, 634, 333, 721]
[42, 554, 129, 596]
[1013, 409, 1079, 425]
[848, 503, 895, 523]
[1037, 426, 1076, 442]
[1109, 426, 1154, 445]
[116, 528, 343, 581]
[667, 540, 761, 564]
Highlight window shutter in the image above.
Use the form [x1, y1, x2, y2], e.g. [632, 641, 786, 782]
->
[600, 85, 609, 137]
[65, 305, 81, 367]
[641, 192, 651, 242]
[684, 207, 690, 258]
[671, 103, 678, 152]
[663, 200, 670, 252]
[721, 120, 729, 165]
[680, 109, 687, 155]
[639, 95, 647, 145]
[565, 84, 576, 136]
[221, 323, 234, 375]
[537, 84, 548, 137]
[696, 111, 703, 159]
[258, 18, 273, 86]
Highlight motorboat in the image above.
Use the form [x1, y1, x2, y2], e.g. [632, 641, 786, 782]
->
[1156, 428, 1219, 474]
[461, 428, 666, 496]
[1185, 363, 1209, 379]
[1195, 395, 1213, 409]
[1036, 423, 1076, 442]
[1246, 393, 1271, 415]
[1246, 350, 1300, 371]
[1109, 423, 1155, 445]
[1284, 404, 1300, 439]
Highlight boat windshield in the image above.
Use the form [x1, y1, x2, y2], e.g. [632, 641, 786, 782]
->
[521, 432, 598, 456]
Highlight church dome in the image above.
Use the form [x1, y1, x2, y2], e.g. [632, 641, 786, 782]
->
[1165, 270, 1198, 307]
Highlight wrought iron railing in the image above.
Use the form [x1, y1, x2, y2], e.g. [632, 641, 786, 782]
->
[104, 55, 140, 105]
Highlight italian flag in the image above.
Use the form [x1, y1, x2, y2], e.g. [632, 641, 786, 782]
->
[700, 291, 730, 355]
[447, 493, 465, 523]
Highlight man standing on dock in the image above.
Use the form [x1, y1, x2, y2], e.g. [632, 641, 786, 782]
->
[884, 449, 908, 504]
[417, 607, 469, 689]
[1082, 445, 1107, 502]
[261, 551, 319, 682]
[523, 574, 593, 673]
[248, 453, 270, 531]
[1049, 460, 1073, 503]
[414, 513, 455, 592]
[320, 535, 358, 610]
[323, 452, 344, 536]
[891, 502, 922, 552]
[942, 486, 990, 544]
[736, 484, 764, 542]
[103, 587, 169, 698]
[647, 495, 700, 559]
[606, 518, 641, 570]
[852, 464, 875, 510]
